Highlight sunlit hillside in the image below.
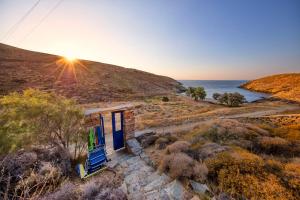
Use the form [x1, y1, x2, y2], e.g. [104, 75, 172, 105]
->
[0, 43, 184, 103]
[241, 73, 300, 103]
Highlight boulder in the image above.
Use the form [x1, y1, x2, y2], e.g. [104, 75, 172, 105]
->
[198, 143, 228, 160]
[136, 131, 158, 148]
[190, 180, 210, 195]
[164, 180, 191, 200]
[126, 138, 143, 156]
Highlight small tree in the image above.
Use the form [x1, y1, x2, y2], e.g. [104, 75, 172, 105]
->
[218, 92, 229, 104]
[192, 87, 206, 101]
[185, 87, 195, 97]
[217, 92, 245, 107]
[186, 87, 206, 101]
[213, 93, 221, 100]
[0, 89, 86, 159]
[227, 92, 246, 107]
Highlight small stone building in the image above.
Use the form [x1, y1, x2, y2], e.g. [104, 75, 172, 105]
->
[84, 104, 135, 151]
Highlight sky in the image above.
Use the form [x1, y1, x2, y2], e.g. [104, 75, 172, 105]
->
[0, 0, 299, 80]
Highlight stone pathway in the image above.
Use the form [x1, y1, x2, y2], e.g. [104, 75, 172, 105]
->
[107, 149, 191, 200]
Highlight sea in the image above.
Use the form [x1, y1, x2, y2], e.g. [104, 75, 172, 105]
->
[179, 80, 269, 102]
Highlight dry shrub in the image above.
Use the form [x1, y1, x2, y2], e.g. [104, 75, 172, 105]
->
[282, 162, 300, 198]
[203, 119, 269, 147]
[264, 159, 283, 174]
[95, 188, 127, 200]
[0, 147, 71, 199]
[159, 152, 207, 181]
[40, 182, 80, 200]
[33, 146, 72, 176]
[81, 171, 126, 200]
[155, 134, 177, 150]
[15, 163, 63, 199]
[155, 137, 169, 149]
[218, 172, 293, 200]
[165, 141, 190, 154]
[197, 142, 229, 161]
[205, 150, 295, 199]
[255, 136, 298, 156]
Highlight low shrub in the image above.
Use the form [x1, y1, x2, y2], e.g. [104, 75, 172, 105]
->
[282, 162, 300, 198]
[256, 136, 290, 155]
[162, 96, 169, 102]
[212, 93, 221, 100]
[159, 152, 207, 181]
[202, 119, 269, 147]
[264, 159, 283, 174]
[165, 141, 191, 154]
[40, 182, 80, 200]
[205, 150, 295, 199]
[155, 134, 177, 149]
[0, 147, 70, 199]
[197, 142, 229, 161]
[95, 188, 127, 200]
[81, 171, 125, 200]
[15, 163, 63, 199]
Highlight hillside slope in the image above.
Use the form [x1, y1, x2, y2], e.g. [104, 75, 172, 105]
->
[241, 73, 300, 103]
[0, 43, 184, 103]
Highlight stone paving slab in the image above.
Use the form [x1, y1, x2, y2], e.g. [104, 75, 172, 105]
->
[107, 149, 192, 200]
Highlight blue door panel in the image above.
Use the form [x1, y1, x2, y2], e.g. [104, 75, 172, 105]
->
[112, 111, 125, 150]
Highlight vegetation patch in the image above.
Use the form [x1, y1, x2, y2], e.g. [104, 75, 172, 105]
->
[159, 141, 208, 181]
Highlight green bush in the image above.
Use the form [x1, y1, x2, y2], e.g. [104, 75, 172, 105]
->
[186, 87, 206, 101]
[217, 92, 245, 107]
[0, 89, 85, 159]
[212, 93, 221, 100]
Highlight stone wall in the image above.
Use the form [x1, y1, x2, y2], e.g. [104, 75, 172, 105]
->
[124, 109, 135, 140]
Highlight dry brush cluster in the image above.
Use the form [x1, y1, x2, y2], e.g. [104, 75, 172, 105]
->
[158, 141, 208, 181]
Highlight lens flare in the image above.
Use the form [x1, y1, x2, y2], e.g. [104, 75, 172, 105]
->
[64, 54, 77, 62]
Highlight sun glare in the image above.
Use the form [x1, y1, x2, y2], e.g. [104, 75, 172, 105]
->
[64, 54, 77, 62]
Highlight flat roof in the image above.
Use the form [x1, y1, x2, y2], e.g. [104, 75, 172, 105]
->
[84, 103, 133, 116]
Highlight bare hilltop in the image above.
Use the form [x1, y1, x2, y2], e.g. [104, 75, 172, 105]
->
[0, 43, 184, 103]
[241, 73, 300, 103]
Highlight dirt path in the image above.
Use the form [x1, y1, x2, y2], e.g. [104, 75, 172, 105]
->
[135, 104, 300, 135]
[223, 104, 299, 119]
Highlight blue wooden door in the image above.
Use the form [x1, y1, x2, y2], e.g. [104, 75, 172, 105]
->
[112, 111, 125, 150]
[95, 114, 106, 146]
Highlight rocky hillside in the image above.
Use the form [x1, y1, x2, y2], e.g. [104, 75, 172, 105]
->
[0, 43, 184, 103]
[241, 73, 300, 103]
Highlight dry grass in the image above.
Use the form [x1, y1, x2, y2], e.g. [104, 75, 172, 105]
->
[205, 150, 296, 199]
[0, 43, 183, 103]
[242, 73, 300, 102]
[133, 95, 298, 130]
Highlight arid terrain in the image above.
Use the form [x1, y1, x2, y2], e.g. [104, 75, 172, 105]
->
[241, 73, 300, 103]
[0, 43, 184, 103]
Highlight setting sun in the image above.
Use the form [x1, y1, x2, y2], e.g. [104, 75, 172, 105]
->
[64, 54, 77, 62]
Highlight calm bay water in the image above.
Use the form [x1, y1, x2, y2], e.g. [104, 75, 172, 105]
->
[179, 80, 269, 102]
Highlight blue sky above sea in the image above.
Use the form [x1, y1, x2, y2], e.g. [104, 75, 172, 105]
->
[0, 0, 299, 80]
